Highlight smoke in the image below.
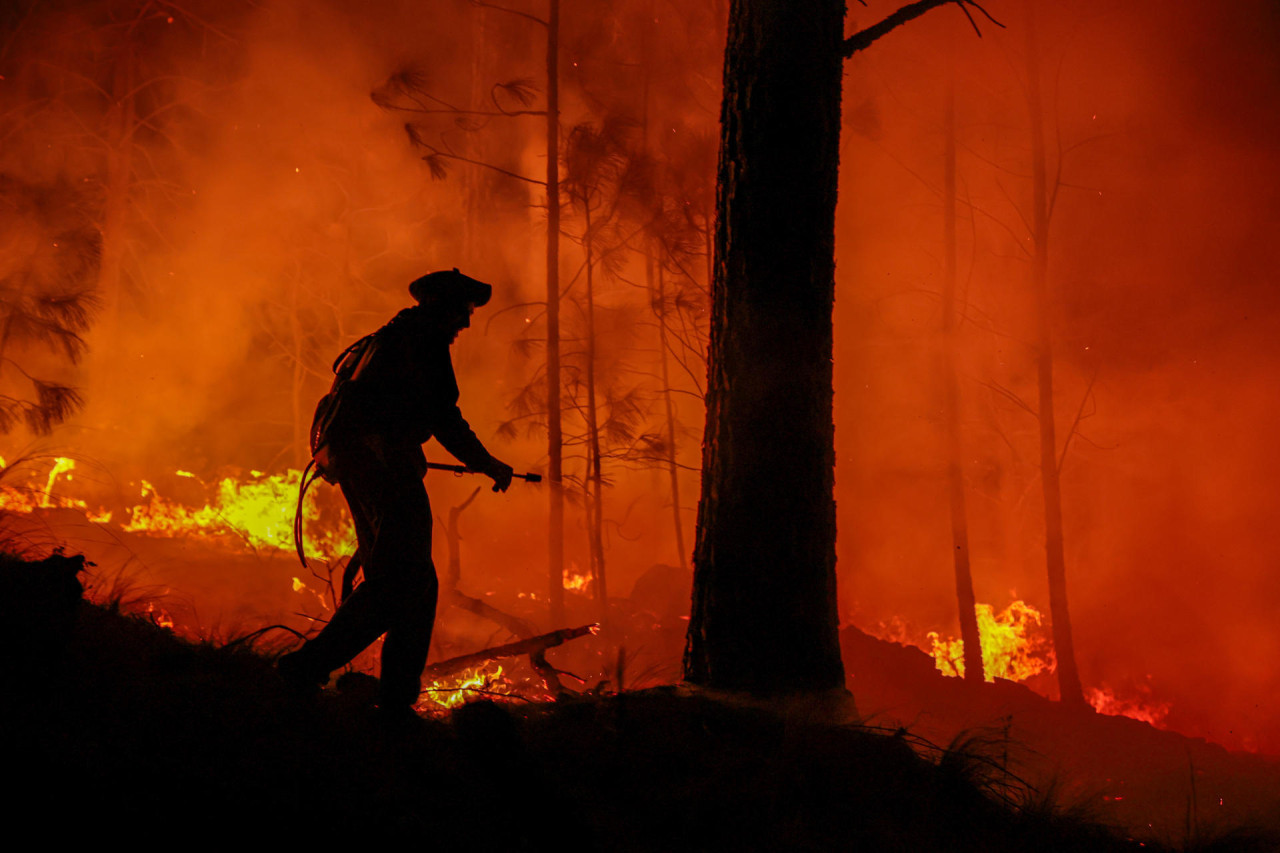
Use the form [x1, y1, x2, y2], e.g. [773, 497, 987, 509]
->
[836, 0, 1280, 751]
[0, 0, 715, 645]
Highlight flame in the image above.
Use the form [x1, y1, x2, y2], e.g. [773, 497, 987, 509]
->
[925, 602, 1173, 728]
[0, 456, 110, 522]
[144, 601, 176, 630]
[1087, 684, 1172, 727]
[0, 460, 353, 560]
[120, 469, 353, 558]
[565, 562, 591, 593]
[417, 662, 513, 710]
[41, 457, 76, 508]
[928, 600, 1056, 682]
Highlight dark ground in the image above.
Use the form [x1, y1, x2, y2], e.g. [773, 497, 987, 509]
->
[2, 551, 1275, 850]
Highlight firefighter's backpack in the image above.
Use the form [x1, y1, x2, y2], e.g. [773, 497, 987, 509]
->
[295, 333, 377, 569]
[309, 333, 378, 483]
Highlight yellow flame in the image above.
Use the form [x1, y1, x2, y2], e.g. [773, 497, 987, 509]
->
[565, 562, 592, 593]
[40, 457, 76, 508]
[929, 600, 1056, 682]
[144, 601, 176, 630]
[123, 468, 354, 559]
[418, 663, 511, 710]
[0, 456, 93, 515]
[1, 463, 355, 560]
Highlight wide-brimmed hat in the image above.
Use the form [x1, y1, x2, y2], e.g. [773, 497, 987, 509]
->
[408, 268, 492, 307]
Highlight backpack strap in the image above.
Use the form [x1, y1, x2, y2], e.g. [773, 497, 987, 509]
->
[295, 332, 379, 569]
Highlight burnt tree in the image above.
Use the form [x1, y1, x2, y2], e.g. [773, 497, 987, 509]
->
[685, 0, 998, 692]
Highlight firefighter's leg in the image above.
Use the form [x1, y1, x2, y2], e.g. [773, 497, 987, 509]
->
[281, 580, 393, 684]
[378, 563, 439, 709]
[279, 439, 389, 687]
[367, 471, 436, 710]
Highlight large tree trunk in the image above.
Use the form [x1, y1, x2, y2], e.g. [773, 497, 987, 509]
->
[683, 0, 846, 692]
[545, 0, 566, 627]
[1026, 9, 1085, 708]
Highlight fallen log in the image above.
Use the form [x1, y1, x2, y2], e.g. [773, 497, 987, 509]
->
[422, 623, 598, 682]
[444, 589, 538, 640]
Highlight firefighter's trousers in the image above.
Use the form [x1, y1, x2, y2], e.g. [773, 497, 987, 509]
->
[287, 434, 437, 710]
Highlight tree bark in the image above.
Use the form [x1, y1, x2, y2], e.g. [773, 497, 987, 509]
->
[683, 0, 846, 692]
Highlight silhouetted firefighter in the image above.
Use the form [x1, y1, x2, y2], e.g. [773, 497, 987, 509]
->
[280, 269, 516, 715]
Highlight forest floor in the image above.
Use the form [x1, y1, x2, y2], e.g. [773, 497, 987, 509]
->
[2, 549, 1276, 851]
[841, 625, 1280, 847]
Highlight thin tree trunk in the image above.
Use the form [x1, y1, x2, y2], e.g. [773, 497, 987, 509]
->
[684, 0, 846, 692]
[657, 265, 688, 569]
[582, 202, 608, 625]
[1027, 8, 1085, 708]
[942, 84, 984, 683]
[546, 0, 566, 626]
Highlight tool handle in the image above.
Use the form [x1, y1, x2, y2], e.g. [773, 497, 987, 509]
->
[424, 462, 541, 483]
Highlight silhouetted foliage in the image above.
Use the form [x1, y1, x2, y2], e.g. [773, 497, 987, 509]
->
[0, 175, 98, 434]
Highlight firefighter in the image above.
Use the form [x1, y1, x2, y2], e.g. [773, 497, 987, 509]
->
[278, 269, 514, 716]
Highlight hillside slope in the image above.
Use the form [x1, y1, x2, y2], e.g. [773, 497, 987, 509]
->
[0, 552, 1257, 850]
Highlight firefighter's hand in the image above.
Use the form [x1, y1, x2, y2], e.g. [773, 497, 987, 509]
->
[486, 458, 514, 493]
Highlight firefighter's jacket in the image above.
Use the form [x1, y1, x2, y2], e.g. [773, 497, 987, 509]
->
[332, 305, 494, 475]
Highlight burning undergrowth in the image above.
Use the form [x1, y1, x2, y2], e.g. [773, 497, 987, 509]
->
[0, 452, 682, 709]
[0, 453, 1204, 724]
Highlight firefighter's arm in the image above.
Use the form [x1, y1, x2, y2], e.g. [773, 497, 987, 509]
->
[433, 405, 513, 492]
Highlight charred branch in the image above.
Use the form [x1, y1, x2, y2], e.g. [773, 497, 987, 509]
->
[421, 623, 598, 682]
[843, 0, 1003, 58]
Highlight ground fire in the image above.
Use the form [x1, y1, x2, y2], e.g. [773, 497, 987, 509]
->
[0, 455, 1204, 728]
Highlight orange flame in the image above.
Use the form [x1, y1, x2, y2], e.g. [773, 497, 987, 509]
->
[1086, 684, 1171, 727]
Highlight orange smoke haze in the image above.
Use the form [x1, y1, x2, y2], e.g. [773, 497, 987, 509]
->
[2, 0, 1278, 750]
[836, 1, 1280, 752]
